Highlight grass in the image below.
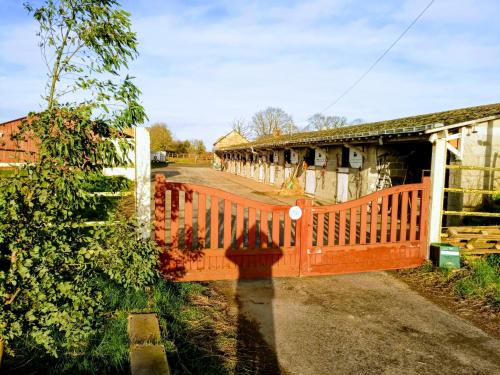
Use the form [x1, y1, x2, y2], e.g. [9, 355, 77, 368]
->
[454, 255, 500, 306]
[152, 281, 238, 375]
[167, 158, 212, 166]
[399, 254, 500, 308]
[4, 279, 246, 375]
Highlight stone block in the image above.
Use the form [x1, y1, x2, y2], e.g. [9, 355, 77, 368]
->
[128, 313, 161, 344]
[130, 344, 170, 375]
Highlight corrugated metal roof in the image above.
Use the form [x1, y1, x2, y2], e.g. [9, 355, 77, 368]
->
[220, 103, 500, 151]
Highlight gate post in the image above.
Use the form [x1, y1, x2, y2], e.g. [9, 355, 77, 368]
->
[296, 198, 313, 276]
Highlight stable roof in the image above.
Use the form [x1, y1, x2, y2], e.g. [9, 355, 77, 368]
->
[220, 103, 500, 151]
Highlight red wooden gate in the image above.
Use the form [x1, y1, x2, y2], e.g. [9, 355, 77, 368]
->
[155, 174, 430, 281]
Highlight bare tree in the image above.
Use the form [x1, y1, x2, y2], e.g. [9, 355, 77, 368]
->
[307, 113, 347, 130]
[231, 118, 251, 139]
[251, 107, 297, 138]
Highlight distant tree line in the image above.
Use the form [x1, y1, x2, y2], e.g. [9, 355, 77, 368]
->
[148, 122, 207, 154]
[231, 107, 365, 140]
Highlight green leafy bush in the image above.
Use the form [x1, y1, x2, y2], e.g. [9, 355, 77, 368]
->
[0, 0, 157, 360]
[4, 280, 149, 374]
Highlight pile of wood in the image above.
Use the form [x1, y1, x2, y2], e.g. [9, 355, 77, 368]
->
[442, 226, 500, 254]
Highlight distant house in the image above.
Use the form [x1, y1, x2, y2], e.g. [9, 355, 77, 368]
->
[0, 117, 37, 166]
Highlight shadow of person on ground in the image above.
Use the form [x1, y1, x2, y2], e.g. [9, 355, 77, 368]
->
[226, 222, 283, 375]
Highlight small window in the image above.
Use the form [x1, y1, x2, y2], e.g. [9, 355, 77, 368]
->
[269, 152, 274, 163]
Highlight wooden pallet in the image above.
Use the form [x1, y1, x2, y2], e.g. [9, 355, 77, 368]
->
[442, 226, 500, 254]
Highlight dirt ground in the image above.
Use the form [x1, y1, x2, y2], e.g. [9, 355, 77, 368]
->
[214, 273, 500, 375]
[153, 166, 500, 374]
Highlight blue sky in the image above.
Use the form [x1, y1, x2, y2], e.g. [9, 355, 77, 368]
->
[1, 0, 499, 147]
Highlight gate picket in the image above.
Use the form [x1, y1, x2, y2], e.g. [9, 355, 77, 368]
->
[198, 193, 206, 247]
[210, 196, 218, 249]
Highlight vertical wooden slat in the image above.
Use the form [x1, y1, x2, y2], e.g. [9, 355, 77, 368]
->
[316, 213, 325, 247]
[223, 200, 232, 250]
[184, 190, 193, 249]
[260, 210, 269, 248]
[409, 190, 418, 241]
[284, 213, 291, 248]
[380, 196, 388, 243]
[338, 210, 346, 246]
[171, 189, 179, 249]
[210, 196, 219, 249]
[400, 191, 408, 242]
[360, 205, 367, 245]
[349, 207, 357, 245]
[328, 211, 335, 246]
[272, 211, 280, 248]
[197, 193, 206, 248]
[154, 174, 166, 248]
[370, 199, 378, 244]
[248, 207, 256, 248]
[236, 204, 244, 248]
[390, 193, 399, 242]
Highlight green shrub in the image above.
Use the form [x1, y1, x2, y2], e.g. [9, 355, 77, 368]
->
[0, 0, 153, 359]
[4, 280, 149, 374]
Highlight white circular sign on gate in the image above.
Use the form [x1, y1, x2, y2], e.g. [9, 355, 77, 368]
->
[289, 206, 302, 220]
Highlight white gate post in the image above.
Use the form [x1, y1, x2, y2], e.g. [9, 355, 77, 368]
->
[135, 128, 151, 238]
[428, 132, 447, 247]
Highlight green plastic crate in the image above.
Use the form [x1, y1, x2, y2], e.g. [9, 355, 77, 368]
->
[430, 243, 461, 269]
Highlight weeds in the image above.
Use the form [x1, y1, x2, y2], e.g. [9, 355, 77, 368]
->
[455, 256, 500, 307]
[153, 281, 239, 375]
[399, 255, 500, 309]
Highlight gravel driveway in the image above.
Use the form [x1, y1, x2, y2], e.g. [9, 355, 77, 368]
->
[215, 273, 500, 375]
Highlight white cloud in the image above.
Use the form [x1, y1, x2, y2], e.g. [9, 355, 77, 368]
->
[1, 0, 500, 148]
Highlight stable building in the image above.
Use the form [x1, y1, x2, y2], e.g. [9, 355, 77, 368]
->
[212, 130, 249, 170]
[215, 103, 500, 243]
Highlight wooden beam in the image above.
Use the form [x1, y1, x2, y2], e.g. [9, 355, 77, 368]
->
[428, 132, 447, 246]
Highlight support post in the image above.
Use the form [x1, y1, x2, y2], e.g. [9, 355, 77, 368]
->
[428, 132, 447, 248]
[135, 128, 151, 238]
[296, 198, 313, 276]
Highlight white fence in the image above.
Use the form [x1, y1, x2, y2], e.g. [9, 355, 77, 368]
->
[103, 127, 151, 238]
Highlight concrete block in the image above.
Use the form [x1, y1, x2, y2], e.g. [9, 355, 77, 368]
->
[130, 344, 171, 375]
[128, 313, 161, 344]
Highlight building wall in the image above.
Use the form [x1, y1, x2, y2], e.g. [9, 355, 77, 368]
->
[446, 119, 500, 225]
[0, 118, 38, 164]
[213, 131, 249, 167]
[221, 140, 433, 203]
